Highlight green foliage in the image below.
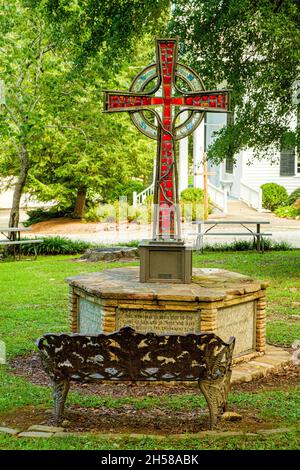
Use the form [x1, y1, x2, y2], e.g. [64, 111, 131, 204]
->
[0, 3, 156, 223]
[0, 1, 60, 226]
[202, 240, 291, 252]
[261, 183, 288, 211]
[30, 0, 170, 66]
[16, 237, 92, 256]
[24, 207, 73, 226]
[181, 188, 205, 203]
[170, 1, 300, 162]
[84, 205, 113, 223]
[107, 180, 146, 205]
[274, 205, 300, 219]
[127, 206, 142, 223]
[180, 187, 211, 221]
[25, 40, 156, 209]
[288, 187, 300, 205]
[84, 202, 151, 225]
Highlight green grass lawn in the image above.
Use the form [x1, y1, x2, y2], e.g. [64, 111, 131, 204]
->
[0, 251, 299, 450]
[193, 251, 300, 346]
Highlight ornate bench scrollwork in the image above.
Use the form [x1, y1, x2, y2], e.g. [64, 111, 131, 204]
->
[37, 326, 235, 429]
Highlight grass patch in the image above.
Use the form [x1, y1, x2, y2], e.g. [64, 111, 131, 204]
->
[193, 250, 300, 346]
[0, 430, 299, 450]
[0, 255, 138, 357]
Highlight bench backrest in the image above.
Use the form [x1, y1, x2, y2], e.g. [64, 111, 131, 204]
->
[37, 326, 235, 382]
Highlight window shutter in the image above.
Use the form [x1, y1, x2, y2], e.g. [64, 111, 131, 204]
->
[280, 149, 296, 176]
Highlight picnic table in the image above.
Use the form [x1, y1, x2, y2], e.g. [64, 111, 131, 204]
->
[0, 227, 43, 259]
[190, 220, 271, 252]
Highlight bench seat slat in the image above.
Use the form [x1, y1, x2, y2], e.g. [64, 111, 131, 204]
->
[189, 232, 272, 236]
[192, 221, 270, 224]
[0, 239, 44, 244]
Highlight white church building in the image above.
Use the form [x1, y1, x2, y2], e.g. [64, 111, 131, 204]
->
[190, 112, 299, 213]
[135, 112, 300, 214]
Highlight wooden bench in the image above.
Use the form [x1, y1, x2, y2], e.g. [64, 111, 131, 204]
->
[0, 239, 44, 259]
[37, 326, 235, 429]
[190, 220, 272, 252]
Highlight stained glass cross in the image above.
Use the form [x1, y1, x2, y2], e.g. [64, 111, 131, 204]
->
[104, 38, 230, 241]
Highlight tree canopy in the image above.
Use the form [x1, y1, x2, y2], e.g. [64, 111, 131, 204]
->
[28, 0, 170, 66]
[0, 1, 158, 223]
[170, 0, 300, 162]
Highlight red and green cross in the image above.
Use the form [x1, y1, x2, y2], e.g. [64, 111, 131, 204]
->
[104, 38, 230, 240]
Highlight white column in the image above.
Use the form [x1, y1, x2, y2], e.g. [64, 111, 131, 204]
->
[179, 112, 189, 194]
[193, 119, 205, 189]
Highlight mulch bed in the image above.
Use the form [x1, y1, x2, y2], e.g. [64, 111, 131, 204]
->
[10, 353, 300, 397]
[1, 404, 269, 435]
[3, 353, 298, 435]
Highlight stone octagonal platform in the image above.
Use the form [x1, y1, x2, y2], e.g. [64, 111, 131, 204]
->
[67, 267, 269, 360]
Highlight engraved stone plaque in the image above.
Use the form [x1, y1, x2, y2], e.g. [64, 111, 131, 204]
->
[79, 298, 103, 334]
[215, 301, 256, 356]
[116, 309, 200, 334]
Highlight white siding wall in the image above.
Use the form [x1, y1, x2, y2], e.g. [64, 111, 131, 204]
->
[241, 149, 300, 195]
[205, 113, 227, 189]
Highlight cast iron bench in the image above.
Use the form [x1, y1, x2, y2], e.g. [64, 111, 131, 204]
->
[37, 326, 235, 429]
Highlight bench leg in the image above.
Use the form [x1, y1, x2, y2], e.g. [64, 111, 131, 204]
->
[255, 235, 264, 253]
[195, 235, 204, 252]
[34, 244, 38, 260]
[199, 371, 232, 429]
[256, 224, 261, 252]
[52, 377, 70, 424]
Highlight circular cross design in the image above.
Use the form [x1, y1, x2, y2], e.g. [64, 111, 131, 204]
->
[129, 63, 205, 141]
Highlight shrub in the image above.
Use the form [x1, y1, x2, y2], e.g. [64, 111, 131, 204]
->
[24, 206, 73, 226]
[274, 205, 300, 219]
[287, 187, 300, 206]
[201, 239, 291, 252]
[180, 188, 212, 221]
[127, 206, 142, 223]
[108, 180, 145, 204]
[18, 237, 93, 256]
[84, 202, 152, 225]
[84, 205, 114, 223]
[261, 183, 288, 211]
[181, 187, 204, 203]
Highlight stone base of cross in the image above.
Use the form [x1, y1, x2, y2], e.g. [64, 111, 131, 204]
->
[103, 38, 230, 283]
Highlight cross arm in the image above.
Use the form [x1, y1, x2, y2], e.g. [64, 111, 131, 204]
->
[103, 91, 155, 113]
[179, 90, 230, 113]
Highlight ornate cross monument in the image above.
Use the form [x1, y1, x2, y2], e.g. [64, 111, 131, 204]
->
[104, 38, 230, 283]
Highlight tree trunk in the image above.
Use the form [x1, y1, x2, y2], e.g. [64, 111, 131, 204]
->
[72, 186, 87, 219]
[9, 144, 29, 232]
